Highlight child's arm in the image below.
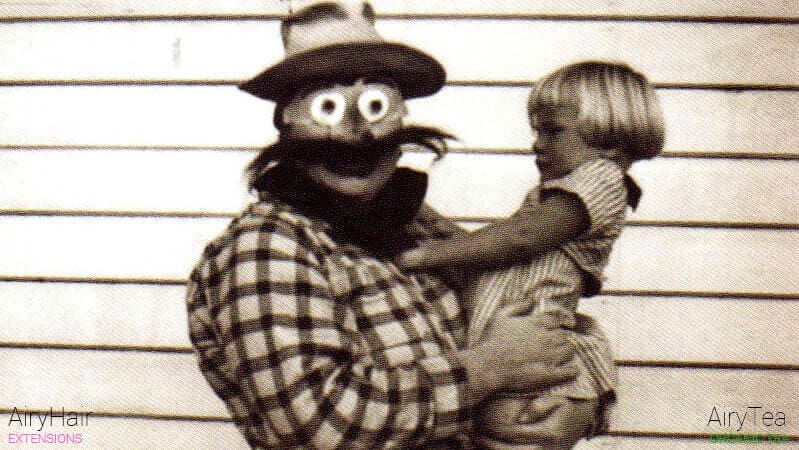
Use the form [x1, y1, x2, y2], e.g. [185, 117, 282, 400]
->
[399, 191, 589, 270]
[415, 203, 470, 239]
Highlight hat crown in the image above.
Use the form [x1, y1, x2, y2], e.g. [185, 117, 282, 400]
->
[239, 0, 445, 101]
[282, 1, 380, 56]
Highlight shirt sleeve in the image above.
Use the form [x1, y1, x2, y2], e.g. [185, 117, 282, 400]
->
[540, 158, 627, 237]
[190, 215, 470, 449]
[187, 268, 254, 426]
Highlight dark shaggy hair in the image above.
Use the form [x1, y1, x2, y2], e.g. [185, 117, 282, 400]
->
[246, 125, 455, 190]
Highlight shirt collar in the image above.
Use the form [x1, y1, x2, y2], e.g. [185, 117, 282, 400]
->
[624, 174, 642, 210]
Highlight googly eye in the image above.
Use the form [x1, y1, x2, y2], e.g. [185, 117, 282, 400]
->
[310, 92, 346, 126]
[357, 89, 390, 123]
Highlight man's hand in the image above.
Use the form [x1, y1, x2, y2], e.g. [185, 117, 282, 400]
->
[459, 305, 577, 405]
[476, 395, 599, 449]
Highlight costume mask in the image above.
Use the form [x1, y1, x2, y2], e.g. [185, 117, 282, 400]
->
[273, 78, 406, 199]
[280, 78, 407, 147]
[247, 78, 451, 201]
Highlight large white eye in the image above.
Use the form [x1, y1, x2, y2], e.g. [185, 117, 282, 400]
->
[357, 89, 390, 123]
[310, 92, 346, 126]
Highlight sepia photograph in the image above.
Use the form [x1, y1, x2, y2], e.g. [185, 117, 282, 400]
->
[1, 1, 797, 448]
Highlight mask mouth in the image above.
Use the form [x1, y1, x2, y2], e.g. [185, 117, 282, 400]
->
[309, 142, 389, 177]
[326, 159, 380, 177]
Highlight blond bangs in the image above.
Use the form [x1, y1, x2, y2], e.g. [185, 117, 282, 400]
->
[527, 70, 578, 117]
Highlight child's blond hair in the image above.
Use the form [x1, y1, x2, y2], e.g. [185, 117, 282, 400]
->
[528, 61, 665, 161]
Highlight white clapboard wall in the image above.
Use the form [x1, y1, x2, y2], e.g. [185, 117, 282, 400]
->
[1, 2, 797, 449]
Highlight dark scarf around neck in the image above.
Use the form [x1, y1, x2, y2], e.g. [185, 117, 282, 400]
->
[254, 164, 428, 257]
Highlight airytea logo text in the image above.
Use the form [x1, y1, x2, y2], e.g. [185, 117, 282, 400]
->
[707, 406, 789, 444]
[5, 407, 90, 445]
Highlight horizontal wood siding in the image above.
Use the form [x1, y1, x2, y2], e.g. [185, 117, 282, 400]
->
[2, 281, 797, 368]
[2, 87, 798, 154]
[2, 1, 798, 20]
[2, 348, 797, 435]
[2, 1, 797, 447]
[0, 20, 796, 85]
[1, 216, 797, 295]
[2, 150, 797, 225]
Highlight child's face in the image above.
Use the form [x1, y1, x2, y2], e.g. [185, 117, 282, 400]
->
[529, 104, 599, 182]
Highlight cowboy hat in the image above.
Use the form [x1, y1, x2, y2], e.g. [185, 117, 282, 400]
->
[239, 0, 446, 101]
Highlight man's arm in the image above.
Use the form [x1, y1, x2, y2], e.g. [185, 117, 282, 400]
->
[400, 191, 590, 270]
[187, 270, 252, 428]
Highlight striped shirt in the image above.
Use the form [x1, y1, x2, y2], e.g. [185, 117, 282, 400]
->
[468, 158, 627, 399]
[187, 199, 472, 449]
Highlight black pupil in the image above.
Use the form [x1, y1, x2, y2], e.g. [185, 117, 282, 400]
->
[369, 100, 383, 115]
[322, 99, 336, 114]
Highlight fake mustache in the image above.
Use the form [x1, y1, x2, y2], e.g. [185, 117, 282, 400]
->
[246, 125, 455, 189]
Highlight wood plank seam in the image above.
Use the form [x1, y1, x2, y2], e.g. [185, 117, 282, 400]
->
[3, 342, 797, 371]
[607, 430, 799, 441]
[1, 14, 797, 25]
[2, 146, 797, 160]
[0, 408, 232, 423]
[453, 81, 799, 91]
[0, 410, 796, 441]
[2, 276, 796, 300]
[3, 80, 799, 91]
[615, 360, 799, 371]
[2, 211, 797, 231]
[0, 342, 194, 354]
[599, 290, 799, 301]
[378, 15, 799, 25]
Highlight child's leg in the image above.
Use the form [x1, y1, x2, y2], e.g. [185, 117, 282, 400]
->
[476, 394, 599, 449]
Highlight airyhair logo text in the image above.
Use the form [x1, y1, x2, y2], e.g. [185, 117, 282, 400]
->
[7, 407, 91, 431]
[7, 433, 83, 445]
[5, 407, 90, 445]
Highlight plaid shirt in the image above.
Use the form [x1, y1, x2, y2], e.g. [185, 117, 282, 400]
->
[187, 199, 472, 449]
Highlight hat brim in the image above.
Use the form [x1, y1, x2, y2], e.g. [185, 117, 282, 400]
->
[239, 42, 445, 101]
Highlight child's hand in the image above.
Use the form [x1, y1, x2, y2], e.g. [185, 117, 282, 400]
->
[396, 246, 428, 270]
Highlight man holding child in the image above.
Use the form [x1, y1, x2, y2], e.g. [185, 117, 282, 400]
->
[187, 1, 628, 447]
